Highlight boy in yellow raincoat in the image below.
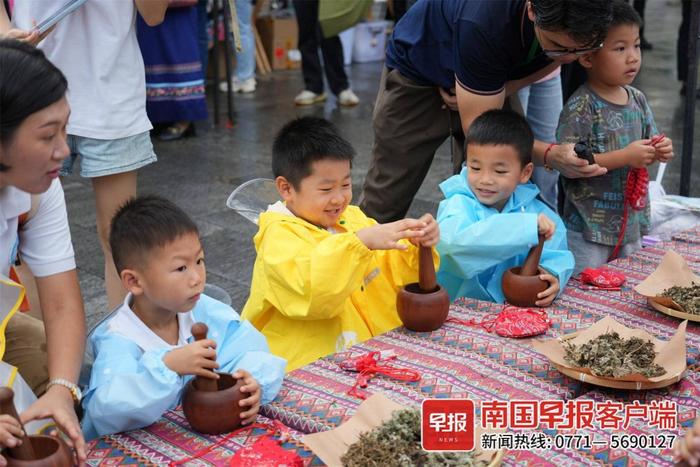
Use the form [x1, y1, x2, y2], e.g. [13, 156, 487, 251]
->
[242, 117, 440, 371]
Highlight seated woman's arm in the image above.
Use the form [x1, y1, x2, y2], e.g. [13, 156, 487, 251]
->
[16, 180, 86, 462]
[20, 271, 86, 454]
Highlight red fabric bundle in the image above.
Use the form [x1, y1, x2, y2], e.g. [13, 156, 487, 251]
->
[169, 420, 301, 467]
[230, 436, 303, 467]
[449, 305, 550, 338]
[486, 306, 550, 338]
[580, 267, 625, 289]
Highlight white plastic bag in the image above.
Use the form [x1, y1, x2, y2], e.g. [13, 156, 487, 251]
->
[650, 194, 700, 240]
[648, 162, 667, 201]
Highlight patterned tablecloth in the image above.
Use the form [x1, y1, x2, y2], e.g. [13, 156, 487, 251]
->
[85, 409, 320, 466]
[87, 228, 700, 466]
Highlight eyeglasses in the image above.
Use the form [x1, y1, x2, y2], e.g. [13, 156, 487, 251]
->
[533, 26, 604, 58]
[541, 43, 603, 58]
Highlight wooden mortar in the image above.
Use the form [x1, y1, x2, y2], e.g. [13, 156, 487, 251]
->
[0, 387, 72, 466]
[501, 234, 548, 307]
[181, 323, 246, 434]
[396, 246, 450, 332]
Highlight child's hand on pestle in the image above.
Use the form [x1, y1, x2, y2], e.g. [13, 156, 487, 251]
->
[234, 369, 261, 425]
[534, 271, 559, 307]
[163, 340, 219, 378]
[674, 417, 700, 466]
[408, 213, 440, 247]
[0, 414, 23, 450]
[356, 218, 428, 250]
[537, 214, 556, 240]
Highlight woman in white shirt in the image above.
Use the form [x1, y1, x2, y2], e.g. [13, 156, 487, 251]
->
[0, 40, 86, 464]
[2, 0, 168, 310]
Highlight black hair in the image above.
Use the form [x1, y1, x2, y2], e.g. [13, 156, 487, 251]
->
[530, 0, 613, 47]
[0, 39, 68, 170]
[466, 109, 534, 166]
[110, 195, 200, 273]
[609, 0, 642, 29]
[272, 117, 355, 189]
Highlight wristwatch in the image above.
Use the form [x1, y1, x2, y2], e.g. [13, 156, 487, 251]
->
[47, 378, 82, 403]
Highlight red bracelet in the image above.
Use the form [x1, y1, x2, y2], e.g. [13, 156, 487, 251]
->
[543, 143, 556, 171]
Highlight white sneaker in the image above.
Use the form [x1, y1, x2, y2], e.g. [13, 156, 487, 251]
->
[236, 77, 256, 93]
[219, 80, 231, 92]
[294, 90, 327, 106]
[338, 89, 359, 107]
[219, 77, 257, 93]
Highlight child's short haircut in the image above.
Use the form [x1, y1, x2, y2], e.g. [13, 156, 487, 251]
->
[466, 109, 534, 166]
[110, 195, 199, 273]
[272, 117, 355, 189]
[610, 0, 642, 28]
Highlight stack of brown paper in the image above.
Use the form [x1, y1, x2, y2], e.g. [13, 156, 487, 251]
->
[301, 393, 502, 466]
[634, 250, 700, 316]
[532, 316, 686, 385]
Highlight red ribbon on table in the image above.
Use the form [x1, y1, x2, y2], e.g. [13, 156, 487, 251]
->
[339, 351, 421, 400]
[169, 419, 294, 467]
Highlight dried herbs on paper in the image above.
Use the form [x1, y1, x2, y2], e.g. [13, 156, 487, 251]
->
[660, 282, 700, 315]
[341, 409, 487, 467]
[563, 332, 666, 378]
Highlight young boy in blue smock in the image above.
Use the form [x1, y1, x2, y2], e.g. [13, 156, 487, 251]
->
[437, 109, 574, 306]
[81, 196, 285, 439]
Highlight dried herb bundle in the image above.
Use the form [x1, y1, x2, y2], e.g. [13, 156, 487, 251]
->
[563, 331, 666, 378]
[660, 282, 700, 315]
[341, 409, 487, 467]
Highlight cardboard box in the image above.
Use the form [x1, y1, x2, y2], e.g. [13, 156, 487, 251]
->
[256, 15, 301, 71]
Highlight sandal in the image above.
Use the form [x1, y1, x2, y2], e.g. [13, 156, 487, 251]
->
[159, 122, 195, 141]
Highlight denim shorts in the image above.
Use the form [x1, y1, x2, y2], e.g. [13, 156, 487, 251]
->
[62, 132, 157, 178]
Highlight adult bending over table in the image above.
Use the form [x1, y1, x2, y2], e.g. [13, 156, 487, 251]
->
[0, 40, 86, 463]
[359, 0, 612, 223]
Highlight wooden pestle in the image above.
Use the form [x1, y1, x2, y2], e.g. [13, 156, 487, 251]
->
[418, 246, 437, 292]
[0, 387, 36, 460]
[190, 323, 218, 392]
[520, 234, 545, 277]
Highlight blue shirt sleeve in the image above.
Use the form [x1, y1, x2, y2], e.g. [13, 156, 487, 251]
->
[215, 320, 286, 405]
[198, 295, 286, 405]
[437, 195, 539, 278]
[81, 334, 183, 440]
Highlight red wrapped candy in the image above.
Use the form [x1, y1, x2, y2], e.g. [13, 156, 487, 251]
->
[580, 267, 625, 289]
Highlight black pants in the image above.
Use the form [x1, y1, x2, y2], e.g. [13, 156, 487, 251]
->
[293, 0, 349, 95]
[678, 0, 694, 82]
[359, 68, 464, 223]
[633, 0, 647, 39]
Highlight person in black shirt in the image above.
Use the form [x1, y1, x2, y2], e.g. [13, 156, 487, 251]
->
[360, 0, 614, 223]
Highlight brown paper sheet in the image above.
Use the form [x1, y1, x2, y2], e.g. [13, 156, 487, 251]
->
[301, 393, 498, 467]
[532, 316, 686, 383]
[634, 250, 700, 311]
